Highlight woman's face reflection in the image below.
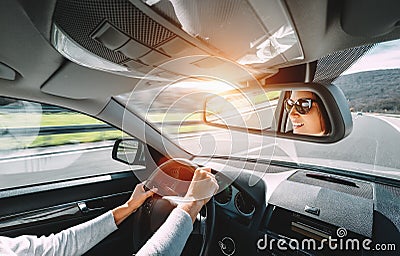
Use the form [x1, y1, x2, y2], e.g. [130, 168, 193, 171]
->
[288, 91, 327, 136]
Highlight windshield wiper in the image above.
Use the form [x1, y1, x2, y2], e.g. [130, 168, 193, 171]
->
[306, 173, 358, 187]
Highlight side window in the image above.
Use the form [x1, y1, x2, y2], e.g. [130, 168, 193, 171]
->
[0, 97, 132, 190]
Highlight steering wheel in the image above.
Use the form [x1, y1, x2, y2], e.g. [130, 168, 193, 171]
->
[132, 158, 215, 256]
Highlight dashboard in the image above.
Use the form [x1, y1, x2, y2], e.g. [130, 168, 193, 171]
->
[215, 185, 255, 217]
[194, 157, 400, 256]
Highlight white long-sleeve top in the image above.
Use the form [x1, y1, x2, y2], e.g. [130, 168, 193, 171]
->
[0, 208, 193, 256]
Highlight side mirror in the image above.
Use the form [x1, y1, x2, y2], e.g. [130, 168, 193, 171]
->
[203, 82, 352, 143]
[112, 138, 144, 165]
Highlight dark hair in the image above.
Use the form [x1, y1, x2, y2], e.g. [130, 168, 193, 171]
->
[313, 92, 331, 134]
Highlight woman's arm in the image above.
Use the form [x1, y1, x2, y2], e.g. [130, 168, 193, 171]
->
[0, 211, 117, 256]
[0, 183, 155, 256]
[135, 207, 193, 255]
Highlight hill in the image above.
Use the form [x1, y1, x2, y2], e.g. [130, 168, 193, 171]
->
[332, 69, 400, 113]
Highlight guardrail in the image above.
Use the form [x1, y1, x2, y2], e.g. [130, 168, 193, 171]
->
[2, 124, 114, 136]
[2, 121, 205, 137]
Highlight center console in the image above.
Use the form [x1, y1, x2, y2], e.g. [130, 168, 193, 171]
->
[258, 206, 367, 255]
[257, 170, 374, 255]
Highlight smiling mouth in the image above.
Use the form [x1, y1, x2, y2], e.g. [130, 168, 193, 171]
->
[293, 123, 304, 128]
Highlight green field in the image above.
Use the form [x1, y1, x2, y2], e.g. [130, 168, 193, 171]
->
[0, 111, 210, 150]
[0, 113, 123, 150]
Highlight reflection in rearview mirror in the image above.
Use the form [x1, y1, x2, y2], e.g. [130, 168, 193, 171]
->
[204, 88, 332, 138]
[204, 89, 281, 131]
[285, 91, 330, 136]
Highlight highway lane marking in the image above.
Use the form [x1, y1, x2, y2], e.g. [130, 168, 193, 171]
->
[372, 115, 400, 133]
[0, 147, 111, 163]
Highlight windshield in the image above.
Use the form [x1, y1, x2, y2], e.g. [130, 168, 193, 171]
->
[116, 39, 400, 181]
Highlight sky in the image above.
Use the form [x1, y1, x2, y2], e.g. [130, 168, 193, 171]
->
[343, 38, 400, 75]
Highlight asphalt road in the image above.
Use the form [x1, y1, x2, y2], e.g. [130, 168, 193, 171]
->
[0, 114, 399, 189]
[0, 146, 130, 189]
[178, 114, 400, 173]
[288, 114, 400, 170]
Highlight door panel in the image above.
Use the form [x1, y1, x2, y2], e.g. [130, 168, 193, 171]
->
[0, 170, 142, 255]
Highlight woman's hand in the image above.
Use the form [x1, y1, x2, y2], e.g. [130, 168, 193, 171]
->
[112, 183, 157, 225]
[126, 183, 157, 211]
[178, 167, 219, 222]
[184, 167, 218, 203]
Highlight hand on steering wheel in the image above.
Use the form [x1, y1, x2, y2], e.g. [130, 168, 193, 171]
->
[173, 167, 218, 222]
[133, 158, 219, 256]
[184, 167, 219, 202]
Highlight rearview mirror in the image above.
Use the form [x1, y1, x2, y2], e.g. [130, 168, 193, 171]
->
[204, 89, 282, 131]
[203, 83, 352, 143]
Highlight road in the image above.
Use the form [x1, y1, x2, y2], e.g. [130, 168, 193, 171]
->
[178, 114, 400, 173]
[0, 114, 399, 189]
[0, 143, 129, 189]
[288, 114, 400, 170]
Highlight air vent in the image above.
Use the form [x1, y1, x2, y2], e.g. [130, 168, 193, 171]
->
[288, 171, 373, 199]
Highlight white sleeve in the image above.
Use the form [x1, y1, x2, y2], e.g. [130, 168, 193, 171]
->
[136, 208, 193, 256]
[0, 211, 118, 256]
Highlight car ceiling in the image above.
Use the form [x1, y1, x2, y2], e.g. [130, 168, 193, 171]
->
[1, 0, 399, 117]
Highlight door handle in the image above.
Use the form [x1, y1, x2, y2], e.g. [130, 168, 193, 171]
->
[77, 202, 104, 214]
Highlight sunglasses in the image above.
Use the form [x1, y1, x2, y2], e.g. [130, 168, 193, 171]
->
[284, 98, 314, 114]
